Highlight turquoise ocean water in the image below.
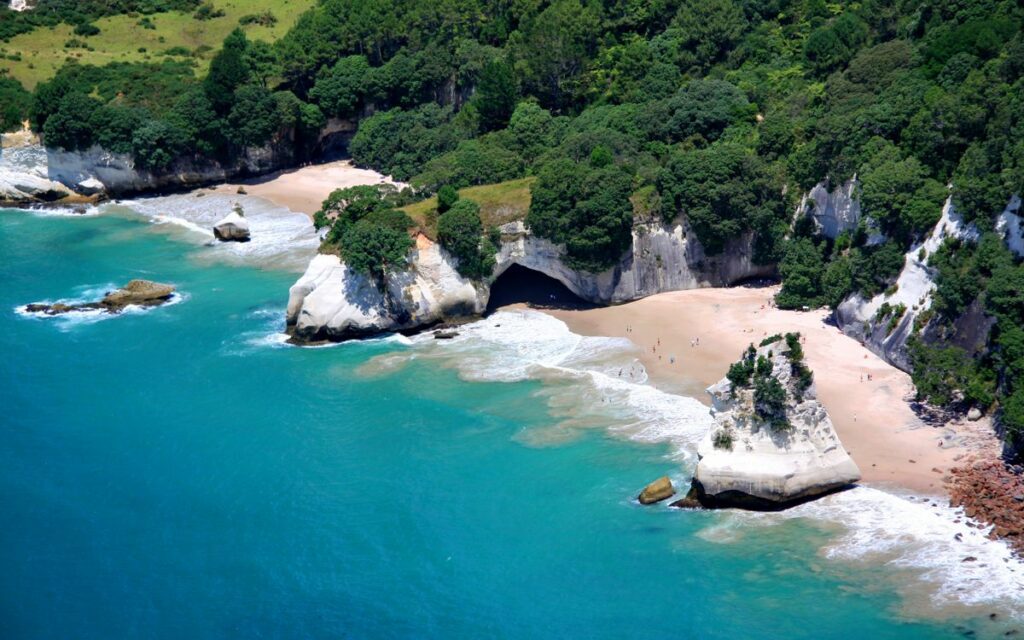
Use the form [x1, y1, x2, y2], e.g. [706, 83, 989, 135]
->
[1, 204, 1022, 639]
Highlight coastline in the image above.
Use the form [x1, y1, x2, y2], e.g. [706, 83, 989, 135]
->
[546, 285, 1001, 496]
[208, 159, 399, 217]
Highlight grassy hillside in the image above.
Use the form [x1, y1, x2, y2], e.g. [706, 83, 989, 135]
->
[0, 0, 313, 89]
[401, 178, 534, 239]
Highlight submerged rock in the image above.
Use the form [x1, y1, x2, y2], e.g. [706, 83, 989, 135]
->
[24, 280, 175, 315]
[213, 210, 250, 242]
[638, 476, 675, 505]
[688, 336, 861, 510]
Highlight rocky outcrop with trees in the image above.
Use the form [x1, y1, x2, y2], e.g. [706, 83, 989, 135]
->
[681, 334, 861, 510]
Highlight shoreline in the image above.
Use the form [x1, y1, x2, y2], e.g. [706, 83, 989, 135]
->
[545, 285, 1001, 496]
[208, 159, 398, 217]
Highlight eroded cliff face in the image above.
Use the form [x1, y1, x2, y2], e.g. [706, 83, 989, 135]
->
[0, 133, 296, 206]
[833, 198, 980, 371]
[494, 218, 773, 303]
[688, 339, 861, 509]
[286, 236, 483, 342]
[830, 195, 1024, 374]
[798, 178, 861, 239]
[285, 217, 775, 342]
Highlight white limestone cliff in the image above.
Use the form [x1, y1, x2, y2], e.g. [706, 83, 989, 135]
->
[0, 133, 294, 205]
[285, 216, 774, 342]
[799, 178, 861, 239]
[286, 236, 483, 341]
[689, 339, 861, 508]
[833, 197, 980, 370]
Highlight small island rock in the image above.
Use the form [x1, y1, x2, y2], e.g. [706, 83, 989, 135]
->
[638, 476, 675, 505]
[24, 280, 175, 316]
[101, 280, 176, 309]
[213, 210, 250, 242]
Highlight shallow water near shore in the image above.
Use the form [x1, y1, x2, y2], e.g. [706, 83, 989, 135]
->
[1, 208, 1022, 639]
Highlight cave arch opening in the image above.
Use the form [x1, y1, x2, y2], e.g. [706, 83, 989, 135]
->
[485, 264, 597, 314]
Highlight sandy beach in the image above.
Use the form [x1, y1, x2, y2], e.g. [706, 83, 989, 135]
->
[210, 160, 397, 216]
[547, 285, 999, 495]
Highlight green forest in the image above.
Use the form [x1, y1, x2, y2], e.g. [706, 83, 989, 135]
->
[4, 0, 1024, 455]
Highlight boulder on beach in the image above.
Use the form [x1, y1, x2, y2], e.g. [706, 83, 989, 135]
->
[638, 476, 675, 504]
[76, 177, 105, 196]
[686, 335, 861, 510]
[967, 407, 982, 421]
[213, 210, 250, 242]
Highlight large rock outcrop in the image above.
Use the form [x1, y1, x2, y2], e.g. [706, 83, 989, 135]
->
[286, 217, 774, 342]
[286, 236, 483, 341]
[213, 210, 251, 242]
[0, 132, 296, 206]
[686, 338, 861, 509]
[495, 217, 773, 304]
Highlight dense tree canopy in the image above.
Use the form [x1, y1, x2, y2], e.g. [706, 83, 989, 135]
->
[11, 0, 1024, 453]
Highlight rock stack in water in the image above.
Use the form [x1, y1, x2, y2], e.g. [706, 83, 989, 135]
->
[213, 205, 250, 242]
[679, 334, 861, 510]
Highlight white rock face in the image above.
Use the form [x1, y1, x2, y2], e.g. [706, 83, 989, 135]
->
[286, 217, 773, 341]
[692, 340, 861, 508]
[0, 140, 74, 202]
[0, 138, 290, 204]
[286, 237, 483, 341]
[76, 177, 105, 196]
[9, 0, 33, 11]
[494, 218, 772, 304]
[800, 178, 861, 239]
[213, 211, 251, 242]
[834, 197, 979, 370]
[996, 195, 1024, 257]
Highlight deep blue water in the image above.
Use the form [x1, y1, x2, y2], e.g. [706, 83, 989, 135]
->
[0, 210, 1005, 638]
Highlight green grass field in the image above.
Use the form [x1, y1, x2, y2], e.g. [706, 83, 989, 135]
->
[0, 0, 314, 89]
[401, 178, 535, 239]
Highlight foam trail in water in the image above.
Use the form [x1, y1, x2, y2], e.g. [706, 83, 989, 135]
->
[401, 309, 714, 459]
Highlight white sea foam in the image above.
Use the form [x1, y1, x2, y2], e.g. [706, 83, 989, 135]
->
[19, 204, 102, 217]
[404, 309, 713, 459]
[15, 289, 185, 329]
[701, 486, 1024, 616]
[105, 192, 319, 271]
[402, 309, 1024, 615]
[802, 488, 1024, 611]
